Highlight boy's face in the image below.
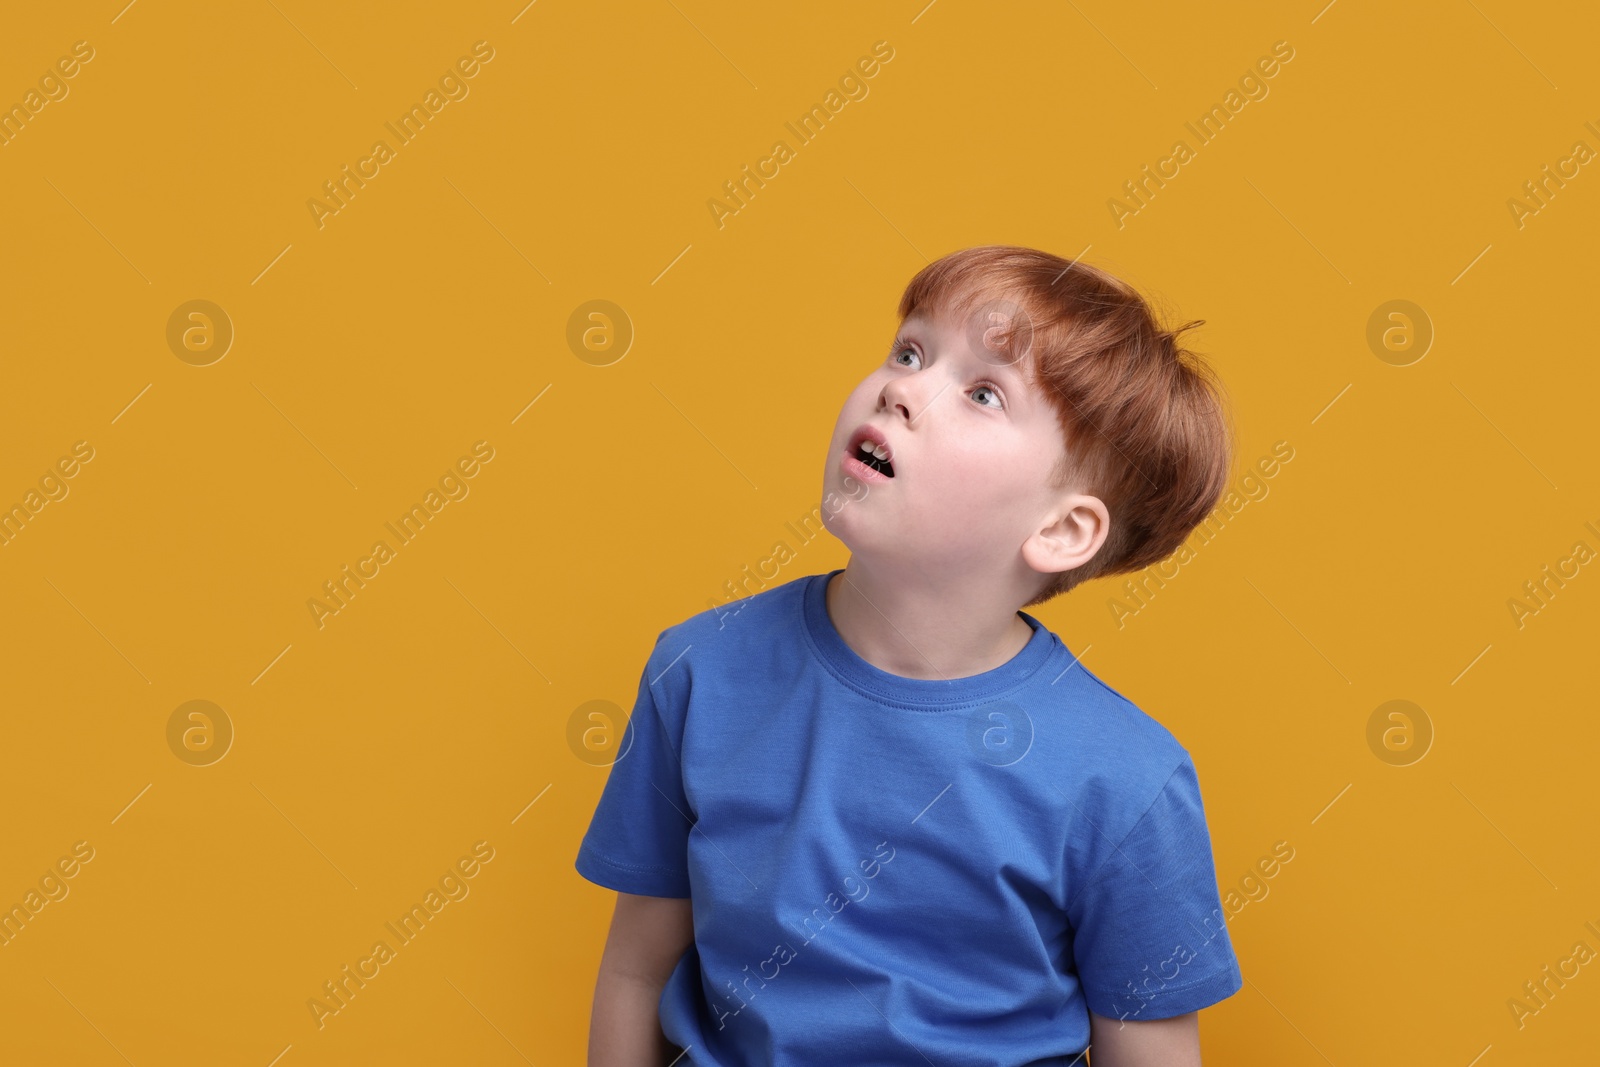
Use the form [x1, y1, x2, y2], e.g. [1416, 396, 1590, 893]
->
[821, 305, 1076, 576]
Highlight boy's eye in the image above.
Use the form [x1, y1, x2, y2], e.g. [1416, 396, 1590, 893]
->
[971, 384, 1004, 409]
[888, 340, 1005, 410]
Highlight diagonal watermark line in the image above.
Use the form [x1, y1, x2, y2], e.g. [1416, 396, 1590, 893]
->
[1450, 780, 1557, 889]
[649, 381, 759, 489]
[1309, 782, 1350, 825]
[445, 576, 552, 683]
[662, 0, 757, 88]
[651, 779, 761, 891]
[252, 382, 360, 489]
[511, 383, 552, 424]
[1450, 244, 1492, 285]
[511, 783, 551, 824]
[264, 0, 358, 89]
[911, 783, 951, 824]
[1310, 383, 1351, 424]
[444, 976, 538, 1064]
[843, 975, 941, 1067]
[252, 643, 293, 685]
[111, 383, 152, 424]
[45, 177, 150, 284]
[111, 783, 152, 824]
[844, 177, 926, 262]
[43, 576, 150, 683]
[1244, 176, 1350, 284]
[1450, 381, 1557, 489]
[1050, 644, 1091, 685]
[1243, 576, 1351, 683]
[1246, 976, 1336, 1064]
[252, 244, 293, 285]
[1048, 243, 1094, 287]
[445, 177, 551, 283]
[650, 642, 693, 685]
[906, 381, 954, 427]
[1451, 643, 1491, 686]
[1464, 0, 1558, 89]
[252, 781, 360, 889]
[1063, 0, 1157, 89]
[43, 978, 136, 1066]
[1051, 782, 1221, 949]
[652, 244, 692, 285]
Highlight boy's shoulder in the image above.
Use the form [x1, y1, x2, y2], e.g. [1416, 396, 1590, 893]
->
[1008, 613, 1196, 805]
[1048, 646, 1191, 764]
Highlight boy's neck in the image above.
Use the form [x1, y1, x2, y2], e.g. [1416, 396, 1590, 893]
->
[824, 563, 1034, 682]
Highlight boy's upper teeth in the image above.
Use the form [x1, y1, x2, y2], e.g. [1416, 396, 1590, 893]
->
[869, 444, 889, 460]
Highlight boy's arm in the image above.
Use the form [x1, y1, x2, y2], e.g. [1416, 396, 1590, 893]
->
[1087, 1009, 1201, 1067]
[1068, 756, 1240, 1062]
[588, 891, 695, 1067]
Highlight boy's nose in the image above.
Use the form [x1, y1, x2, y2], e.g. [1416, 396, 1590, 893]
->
[877, 379, 912, 423]
[879, 373, 946, 427]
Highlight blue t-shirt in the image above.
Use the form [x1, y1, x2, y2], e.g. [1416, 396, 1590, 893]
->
[575, 569, 1242, 1066]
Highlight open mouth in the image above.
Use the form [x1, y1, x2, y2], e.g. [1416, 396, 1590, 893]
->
[854, 441, 894, 477]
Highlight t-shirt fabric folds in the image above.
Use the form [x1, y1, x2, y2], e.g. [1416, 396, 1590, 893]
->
[575, 569, 1242, 1066]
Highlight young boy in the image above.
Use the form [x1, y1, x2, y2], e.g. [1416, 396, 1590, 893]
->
[576, 245, 1242, 1067]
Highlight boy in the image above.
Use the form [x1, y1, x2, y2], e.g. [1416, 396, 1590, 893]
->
[576, 245, 1242, 1066]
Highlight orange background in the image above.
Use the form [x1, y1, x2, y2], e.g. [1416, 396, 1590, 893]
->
[1, 1, 1596, 1063]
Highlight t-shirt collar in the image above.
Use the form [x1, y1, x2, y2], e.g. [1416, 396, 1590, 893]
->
[801, 568, 1059, 710]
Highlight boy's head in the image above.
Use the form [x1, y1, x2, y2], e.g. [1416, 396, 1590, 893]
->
[821, 245, 1234, 609]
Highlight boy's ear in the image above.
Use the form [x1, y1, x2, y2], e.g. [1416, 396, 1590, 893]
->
[1021, 494, 1110, 577]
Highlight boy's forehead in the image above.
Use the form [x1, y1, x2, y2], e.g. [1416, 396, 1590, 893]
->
[901, 306, 1040, 389]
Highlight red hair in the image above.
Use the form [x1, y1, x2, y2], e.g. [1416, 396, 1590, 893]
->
[895, 245, 1235, 606]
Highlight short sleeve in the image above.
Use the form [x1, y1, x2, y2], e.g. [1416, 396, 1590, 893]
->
[573, 654, 694, 898]
[1065, 755, 1242, 1021]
